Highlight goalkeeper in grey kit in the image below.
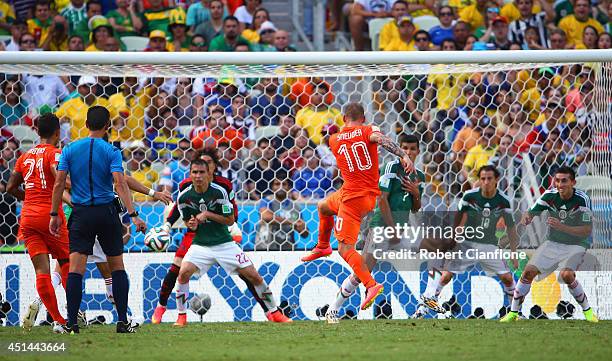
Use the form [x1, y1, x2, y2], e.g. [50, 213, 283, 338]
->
[173, 157, 291, 326]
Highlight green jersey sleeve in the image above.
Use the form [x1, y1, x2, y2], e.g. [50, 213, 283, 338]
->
[177, 190, 197, 221]
[529, 190, 554, 215]
[378, 161, 399, 193]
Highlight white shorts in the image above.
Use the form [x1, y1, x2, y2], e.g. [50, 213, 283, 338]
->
[87, 239, 107, 263]
[183, 242, 252, 275]
[529, 241, 587, 281]
[446, 241, 510, 275]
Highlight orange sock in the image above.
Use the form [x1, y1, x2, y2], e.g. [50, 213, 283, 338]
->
[36, 274, 66, 324]
[342, 249, 375, 288]
[60, 262, 70, 290]
[317, 214, 334, 249]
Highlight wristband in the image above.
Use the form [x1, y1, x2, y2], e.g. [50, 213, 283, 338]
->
[49, 212, 58, 217]
[148, 189, 155, 197]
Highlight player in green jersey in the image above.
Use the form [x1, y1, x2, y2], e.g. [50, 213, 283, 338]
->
[173, 158, 291, 327]
[501, 166, 598, 322]
[423, 165, 520, 316]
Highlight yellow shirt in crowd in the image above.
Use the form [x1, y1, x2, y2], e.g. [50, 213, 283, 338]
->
[129, 166, 159, 202]
[464, 144, 498, 182]
[296, 106, 344, 145]
[427, 71, 469, 110]
[459, 5, 485, 30]
[500, 2, 542, 23]
[56, 97, 118, 141]
[558, 15, 604, 47]
[108, 88, 153, 143]
[448, 0, 475, 11]
[405, 0, 434, 17]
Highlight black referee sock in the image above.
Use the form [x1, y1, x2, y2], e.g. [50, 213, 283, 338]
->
[66, 272, 83, 327]
[111, 270, 129, 323]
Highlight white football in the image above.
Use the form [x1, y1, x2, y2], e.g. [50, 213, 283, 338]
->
[189, 293, 212, 316]
[144, 227, 170, 252]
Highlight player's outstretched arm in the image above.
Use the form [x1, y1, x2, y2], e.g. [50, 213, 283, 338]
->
[125, 175, 172, 205]
[6, 171, 25, 201]
[370, 132, 414, 172]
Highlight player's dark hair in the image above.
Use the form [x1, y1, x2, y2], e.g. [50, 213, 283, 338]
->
[398, 133, 419, 147]
[554, 166, 576, 180]
[86, 106, 110, 131]
[35, 113, 60, 138]
[190, 158, 210, 171]
[344, 102, 365, 121]
[478, 165, 500, 178]
[194, 148, 221, 169]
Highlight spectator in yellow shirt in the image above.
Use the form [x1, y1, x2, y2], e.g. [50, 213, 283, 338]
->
[424, 68, 469, 124]
[452, 105, 488, 165]
[123, 141, 159, 203]
[108, 77, 154, 145]
[0, 1, 16, 36]
[27, 1, 53, 49]
[449, 0, 476, 12]
[459, 0, 488, 31]
[295, 83, 344, 145]
[379, 0, 409, 51]
[463, 126, 498, 186]
[56, 76, 117, 141]
[500, 0, 542, 22]
[384, 16, 417, 51]
[559, 0, 604, 47]
[406, 0, 435, 17]
[85, 16, 113, 51]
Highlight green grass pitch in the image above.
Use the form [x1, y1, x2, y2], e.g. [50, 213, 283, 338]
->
[2, 320, 610, 361]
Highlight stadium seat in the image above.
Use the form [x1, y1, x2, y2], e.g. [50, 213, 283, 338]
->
[256, 126, 280, 140]
[575, 175, 612, 193]
[6, 125, 39, 151]
[413, 15, 441, 32]
[368, 18, 393, 51]
[120, 36, 149, 51]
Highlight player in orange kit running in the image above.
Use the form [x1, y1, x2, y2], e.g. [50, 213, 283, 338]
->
[6, 114, 70, 333]
[301, 103, 414, 310]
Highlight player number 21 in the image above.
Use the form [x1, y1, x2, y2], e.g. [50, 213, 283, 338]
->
[23, 158, 46, 189]
[338, 141, 372, 172]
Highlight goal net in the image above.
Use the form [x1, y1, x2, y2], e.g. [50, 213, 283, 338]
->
[0, 50, 611, 324]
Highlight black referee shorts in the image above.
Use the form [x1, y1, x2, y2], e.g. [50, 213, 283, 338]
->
[68, 202, 123, 257]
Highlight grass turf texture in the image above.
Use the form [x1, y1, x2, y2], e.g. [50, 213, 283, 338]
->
[2, 319, 610, 361]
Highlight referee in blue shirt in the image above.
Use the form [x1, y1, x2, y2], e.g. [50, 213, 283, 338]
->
[50, 106, 146, 334]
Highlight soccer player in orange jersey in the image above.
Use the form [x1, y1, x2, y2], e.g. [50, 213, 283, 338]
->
[301, 103, 414, 310]
[6, 114, 70, 333]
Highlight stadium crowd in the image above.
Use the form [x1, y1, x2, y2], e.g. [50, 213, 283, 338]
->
[0, 0, 608, 250]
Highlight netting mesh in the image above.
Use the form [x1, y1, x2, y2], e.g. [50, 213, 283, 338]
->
[1, 58, 611, 325]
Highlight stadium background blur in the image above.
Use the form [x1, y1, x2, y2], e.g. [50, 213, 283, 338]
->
[0, 0, 611, 325]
